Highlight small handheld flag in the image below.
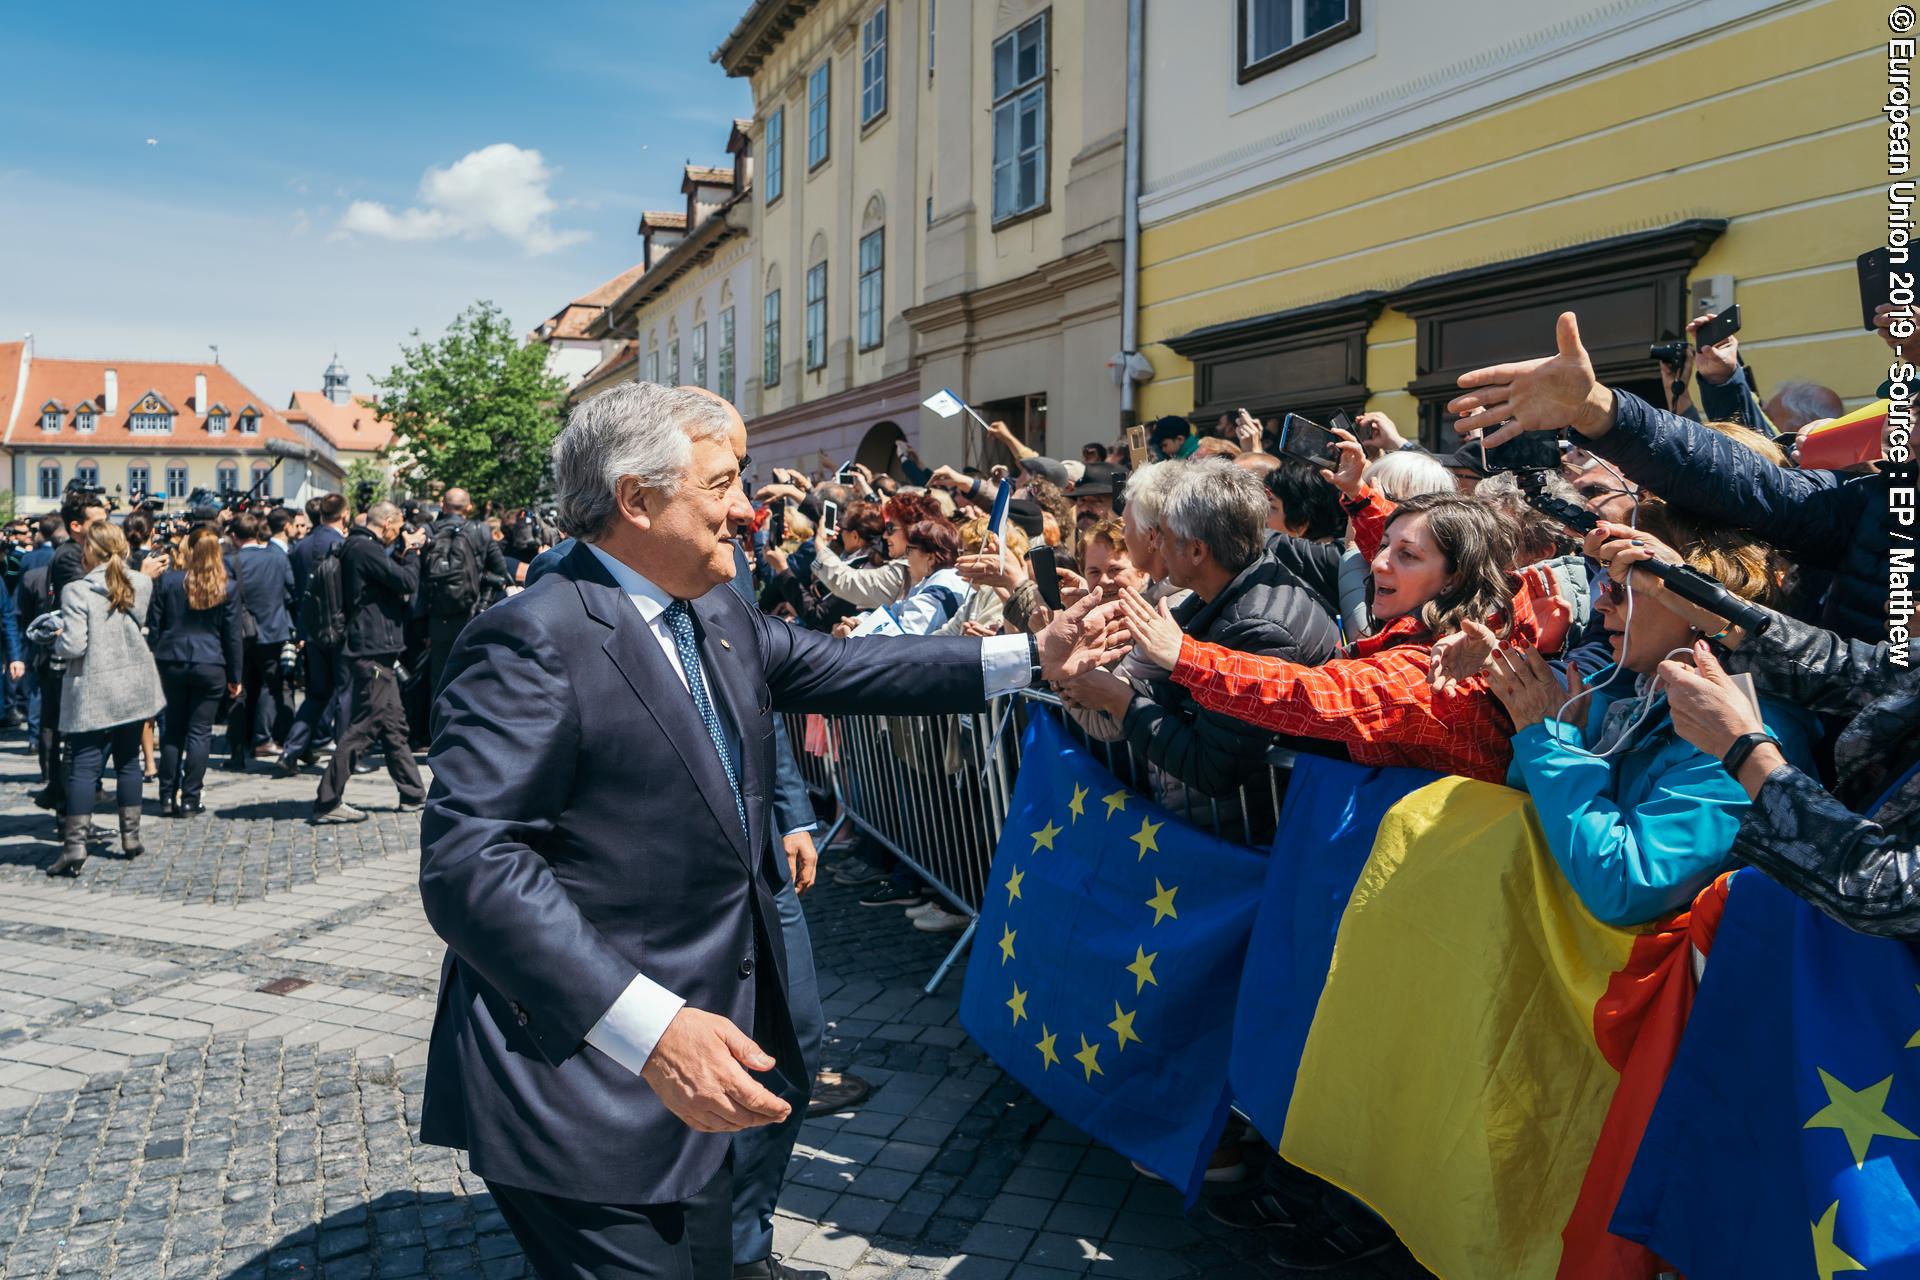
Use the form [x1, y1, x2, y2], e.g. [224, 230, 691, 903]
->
[987, 478, 1013, 572]
[921, 388, 965, 418]
[1794, 399, 1888, 470]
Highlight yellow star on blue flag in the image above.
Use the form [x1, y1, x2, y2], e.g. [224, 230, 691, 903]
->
[1030, 819, 1062, 853]
[1102, 788, 1129, 819]
[1130, 816, 1162, 860]
[1146, 879, 1178, 926]
[1068, 783, 1088, 823]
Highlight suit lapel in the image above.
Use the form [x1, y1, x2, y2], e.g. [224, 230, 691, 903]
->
[577, 569, 751, 868]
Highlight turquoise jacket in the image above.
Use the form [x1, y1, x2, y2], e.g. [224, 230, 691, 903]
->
[1506, 667, 1819, 927]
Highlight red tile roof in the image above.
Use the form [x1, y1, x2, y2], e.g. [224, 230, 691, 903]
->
[3, 351, 305, 451]
[532, 262, 650, 343]
[285, 390, 396, 453]
[684, 165, 735, 187]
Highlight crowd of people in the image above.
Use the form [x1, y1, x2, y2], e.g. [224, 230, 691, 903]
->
[720, 304, 1910, 1266]
[0, 482, 554, 873]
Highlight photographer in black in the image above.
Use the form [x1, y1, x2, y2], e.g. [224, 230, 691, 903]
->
[281, 493, 352, 774]
[420, 488, 510, 696]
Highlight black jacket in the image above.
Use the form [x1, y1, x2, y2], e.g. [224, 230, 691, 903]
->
[233, 544, 295, 645]
[48, 540, 87, 602]
[1590, 389, 1886, 643]
[289, 524, 346, 629]
[423, 515, 512, 618]
[147, 570, 243, 682]
[1122, 553, 1341, 799]
[341, 525, 419, 659]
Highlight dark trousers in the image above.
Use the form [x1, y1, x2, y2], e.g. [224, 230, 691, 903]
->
[19, 665, 41, 740]
[229, 640, 285, 762]
[65, 721, 144, 818]
[486, 1156, 732, 1280]
[428, 613, 466, 697]
[283, 643, 349, 759]
[729, 877, 823, 1266]
[38, 677, 65, 801]
[316, 656, 423, 810]
[158, 661, 227, 804]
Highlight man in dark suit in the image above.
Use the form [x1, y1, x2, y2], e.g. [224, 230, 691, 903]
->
[419, 383, 1065, 1279]
[281, 493, 352, 772]
[229, 511, 296, 768]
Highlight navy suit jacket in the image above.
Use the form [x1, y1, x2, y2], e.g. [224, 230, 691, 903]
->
[234, 543, 295, 645]
[289, 525, 345, 634]
[418, 541, 986, 1203]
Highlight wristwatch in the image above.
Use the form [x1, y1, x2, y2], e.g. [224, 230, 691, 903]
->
[1027, 632, 1044, 685]
[1720, 731, 1773, 779]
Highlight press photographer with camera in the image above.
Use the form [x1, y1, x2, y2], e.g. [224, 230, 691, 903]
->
[311, 501, 428, 824]
[282, 494, 353, 773]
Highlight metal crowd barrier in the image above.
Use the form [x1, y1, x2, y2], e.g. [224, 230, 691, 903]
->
[785, 690, 1299, 993]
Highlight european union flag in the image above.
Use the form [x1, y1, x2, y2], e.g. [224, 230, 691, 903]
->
[1228, 754, 1441, 1144]
[1611, 870, 1920, 1277]
[958, 708, 1268, 1201]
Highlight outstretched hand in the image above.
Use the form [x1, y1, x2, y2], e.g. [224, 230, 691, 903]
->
[1428, 618, 1499, 696]
[1114, 587, 1183, 671]
[1448, 311, 1617, 446]
[1036, 591, 1127, 683]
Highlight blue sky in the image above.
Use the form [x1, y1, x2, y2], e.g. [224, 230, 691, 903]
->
[0, 1, 751, 406]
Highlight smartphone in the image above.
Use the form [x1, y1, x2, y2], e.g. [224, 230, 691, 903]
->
[1692, 305, 1741, 348]
[1860, 247, 1894, 330]
[1480, 429, 1564, 474]
[1277, 413, 1340, 470]
[1029, 545, 1064, 611]
[821, 500, 839, 538]
[1329, 410, 1356, 440]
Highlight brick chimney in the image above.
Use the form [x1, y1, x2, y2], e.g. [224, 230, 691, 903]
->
[103, 368, 117, 416]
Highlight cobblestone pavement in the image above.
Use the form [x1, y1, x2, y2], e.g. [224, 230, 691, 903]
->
[0, 731, 1430, 1279]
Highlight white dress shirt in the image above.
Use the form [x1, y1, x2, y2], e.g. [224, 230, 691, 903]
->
[579, 540, 1033, 1074]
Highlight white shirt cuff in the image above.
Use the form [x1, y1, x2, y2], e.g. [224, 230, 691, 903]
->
[782, 823, 818, 838]
[583, 972, 686, 1075]
[981, 633, 1035, 699]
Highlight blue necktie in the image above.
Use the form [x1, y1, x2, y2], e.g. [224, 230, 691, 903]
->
[662, 601, 748, 839]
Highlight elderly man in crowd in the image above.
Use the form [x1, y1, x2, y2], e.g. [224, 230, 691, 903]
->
[1061, 459, 1340, 813]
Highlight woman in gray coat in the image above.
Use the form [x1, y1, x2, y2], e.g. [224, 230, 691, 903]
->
[49, 522, 164, 876]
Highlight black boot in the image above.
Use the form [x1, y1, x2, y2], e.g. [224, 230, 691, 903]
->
[160, 792, 180, 818]
[47, 815, 89, 877]
[118, 806, 144, 858]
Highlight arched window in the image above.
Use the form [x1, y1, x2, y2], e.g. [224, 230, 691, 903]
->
[37, 461, 61, 500]
[217, 462, 239, 493]
[74, 460, 100, 488]
[250, 461, 273, 497]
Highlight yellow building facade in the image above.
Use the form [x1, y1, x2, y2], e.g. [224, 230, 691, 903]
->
[1135, 0, 1882, 445]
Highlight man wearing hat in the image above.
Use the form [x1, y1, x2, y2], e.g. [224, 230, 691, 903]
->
[1071, 462, 1125, 534]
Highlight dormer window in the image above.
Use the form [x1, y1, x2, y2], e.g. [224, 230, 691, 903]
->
[238, 410, 260, 435]
[75, 409, 95, 433]
[129, 392, 174, 434]
[39, 406, 61, 433]
[208, 412, 228, 434]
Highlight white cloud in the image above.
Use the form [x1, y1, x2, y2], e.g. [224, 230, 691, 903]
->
[335, 143, 589, 255]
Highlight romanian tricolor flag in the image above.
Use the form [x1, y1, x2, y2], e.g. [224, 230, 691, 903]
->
[1795, 398, 1888, 470]
[1273, 777, 1719, 1278]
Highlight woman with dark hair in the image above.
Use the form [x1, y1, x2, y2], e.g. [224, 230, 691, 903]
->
[1116, 462, 1556, 783]
[832, 516, 969, 637]
[147, 526, 243, 818]
[49, 523, 164, 875]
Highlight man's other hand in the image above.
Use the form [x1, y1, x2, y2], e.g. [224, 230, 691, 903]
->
[641, 1007, 792, 1133]
[784, 829, 818, 894]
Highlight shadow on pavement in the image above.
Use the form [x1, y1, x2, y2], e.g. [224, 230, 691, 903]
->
[219, 1187, 528, 1280]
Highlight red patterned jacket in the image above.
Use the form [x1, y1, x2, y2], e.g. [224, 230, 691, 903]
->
[1167, 485, 1561, 785]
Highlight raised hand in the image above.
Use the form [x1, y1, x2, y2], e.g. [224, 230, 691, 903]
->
[1659, 642, 1766, 761]
[1448, 311, 1617, 446]
[1687, 313, 1739, 385]
[1319, 425, 1368, 499]
[1428, 617, 1499, 696]
[1114, 587, 1182, 671]
[640, 1006, 792, 1133]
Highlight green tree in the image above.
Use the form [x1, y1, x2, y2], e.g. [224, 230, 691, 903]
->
[373, 301, 567, 510]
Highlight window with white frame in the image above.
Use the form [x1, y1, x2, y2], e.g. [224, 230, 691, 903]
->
[208, 412, 227, 433]
[38, 463, 60, 500]
[1238, 0, 1358, 82]
[764, 108, 785, 204]
[692, 323, 708, 388]
[718, 308, 736, 402]
[130, 410, 171, 433]
[75, 409, 95, 433]
[39, 408, 61, 433]
[861, 6, 888, 126]
[807, 61, 831, 169]
[645, 349, 660, 383]
[128, 464, 151, 498]
[991, 13, 1048, 223]
[805, 264, 827, 371]
[217, 464, 238, 492]
[238, 412, 259, 434]
[165, 465, 189, 498]
[858, 229, 885, 352]
[763, 290, 782, 388]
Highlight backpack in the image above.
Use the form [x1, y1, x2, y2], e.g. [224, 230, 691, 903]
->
[300, 543, 348, 650]
[425, 521, 482, 620]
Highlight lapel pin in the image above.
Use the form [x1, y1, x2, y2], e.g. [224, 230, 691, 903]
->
[719, 638, 731, 649]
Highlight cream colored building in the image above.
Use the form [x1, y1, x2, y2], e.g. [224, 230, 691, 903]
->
[593, 141, 759, 425]
[1134, 0, 1882, 444]
[717, 0, 1129, 475]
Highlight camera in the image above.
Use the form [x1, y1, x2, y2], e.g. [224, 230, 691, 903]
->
[1648, 340, 1690, 367]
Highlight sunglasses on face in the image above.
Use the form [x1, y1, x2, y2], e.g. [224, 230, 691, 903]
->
[1602, 579, 1630, 606]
